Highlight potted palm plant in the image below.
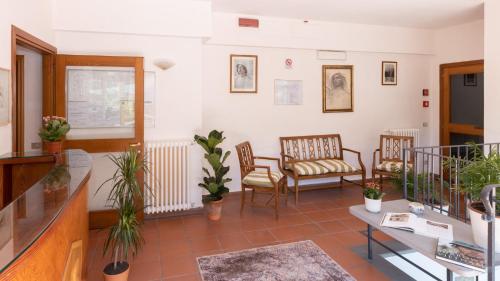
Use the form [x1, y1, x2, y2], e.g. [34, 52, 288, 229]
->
[38, 116, 70, 154]
[97, 147, 148, 281]
[194, 130, 231, 221]
[453, 145, 500, 252]
[364, 182, 385, 213]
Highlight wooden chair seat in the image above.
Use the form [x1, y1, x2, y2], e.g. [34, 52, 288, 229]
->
[242, 170, 284, 188]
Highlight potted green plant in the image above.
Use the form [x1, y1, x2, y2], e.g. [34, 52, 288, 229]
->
[364, 182, 385, 213]
[194, 130, 231, 221]
[38, 116, 70, 154]
[392, 168, 450, 213]
[97, 147, 148, 281]
[452, 145, 500, 252]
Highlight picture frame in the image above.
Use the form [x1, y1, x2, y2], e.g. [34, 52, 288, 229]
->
[230, 54, 258, 93]
[322, 65, 353, 113]
[274, 79, 303, 105]
[381, 61, 397, 85]
[464, 73, 477, 86]
[0, 68, 11, 126]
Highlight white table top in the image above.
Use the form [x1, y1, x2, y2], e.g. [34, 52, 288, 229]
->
[349, 199, 497, 277]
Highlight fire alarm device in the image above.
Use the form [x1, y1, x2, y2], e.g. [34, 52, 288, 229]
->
[423, 101, 429, 108]
[423, 89, 429, 96]
[285, 58, 293, 69]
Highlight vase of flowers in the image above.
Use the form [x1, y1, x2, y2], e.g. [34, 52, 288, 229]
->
[364, 182, 385, 213]
[39, 116, 70, 154]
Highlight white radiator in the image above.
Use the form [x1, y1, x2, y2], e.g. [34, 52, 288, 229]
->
[385, 128, 420, 147]
[145, 140, 192, 214]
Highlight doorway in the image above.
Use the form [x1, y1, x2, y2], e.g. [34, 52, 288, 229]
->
[11, 26, 57, 153]
[440, 60, 484, 147]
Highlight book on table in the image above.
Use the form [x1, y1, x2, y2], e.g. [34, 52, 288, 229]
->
[379, 212, 453, 241]
[435, 240, 485, 272]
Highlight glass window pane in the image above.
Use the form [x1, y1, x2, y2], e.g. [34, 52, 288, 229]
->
[65, 66, 135, 140]
[450, 73, 483, 127]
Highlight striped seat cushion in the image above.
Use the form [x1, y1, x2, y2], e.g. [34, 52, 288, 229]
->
[285, 161, 329, 175]
[376, 161, 412, 172]
[315, 159, 357, 173]
[242, 171, 284, 187]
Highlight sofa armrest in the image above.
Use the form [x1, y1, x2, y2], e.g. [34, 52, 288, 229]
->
[254, 156, 284, 174]
[342, 148, 366, 172]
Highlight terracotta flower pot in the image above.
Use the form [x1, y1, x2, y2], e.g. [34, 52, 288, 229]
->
[207, 199, 224, 221]
[103, 262, 129, 281]
[44, 141, 63, 154]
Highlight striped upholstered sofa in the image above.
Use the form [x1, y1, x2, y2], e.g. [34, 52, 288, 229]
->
[279, 134, 366, 204]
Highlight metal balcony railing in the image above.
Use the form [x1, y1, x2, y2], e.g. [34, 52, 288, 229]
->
[402, 143, 500, 280]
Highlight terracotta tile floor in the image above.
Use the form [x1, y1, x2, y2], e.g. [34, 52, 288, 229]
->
[86, 184, 403, 281]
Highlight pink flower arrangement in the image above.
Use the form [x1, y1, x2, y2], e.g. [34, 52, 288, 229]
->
[39, 116, 70, 142]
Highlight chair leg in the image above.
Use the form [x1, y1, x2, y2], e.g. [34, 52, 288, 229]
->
[251, 189, 255, 203]
[362, 172, 366, 188]
[240, 187, 246, 216]
[283, 180, 288, 207]
[274, 184, 280, 220]
[294, 179, 299, 205]
[340, 176, 344, 187]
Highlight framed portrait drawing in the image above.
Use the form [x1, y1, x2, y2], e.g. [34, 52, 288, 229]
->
[230, 54, 258, 93]
[381, 61, 397, 85]
[0, 68, 10, 126]
[322, 65, 353, 112]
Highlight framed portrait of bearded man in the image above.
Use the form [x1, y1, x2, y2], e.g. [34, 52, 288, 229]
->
[322, 65, 353, 112]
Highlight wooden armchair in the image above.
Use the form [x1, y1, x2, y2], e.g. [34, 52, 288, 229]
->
[372, 135, 414, 186]
[235, 141, 287, 219]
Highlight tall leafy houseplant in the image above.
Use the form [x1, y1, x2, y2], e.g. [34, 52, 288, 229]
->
[97, 148, 149, 281]
[450, 144, 500, 251]
[194, 130, 231, 220]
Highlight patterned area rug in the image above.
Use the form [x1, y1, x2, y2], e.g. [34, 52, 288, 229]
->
[197, 240, 356, 281]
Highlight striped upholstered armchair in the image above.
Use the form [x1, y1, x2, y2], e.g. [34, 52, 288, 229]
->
[372, 135, 414, 186]
[235, 141, 287, 219]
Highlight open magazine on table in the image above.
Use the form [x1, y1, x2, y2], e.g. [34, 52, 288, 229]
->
[435, 239, 485, 272]
[380, 212, 453, 241]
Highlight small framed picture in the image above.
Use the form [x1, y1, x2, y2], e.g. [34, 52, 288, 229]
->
[230, 54, 258, 93]
[464, 73, 477, 86]
[322, 65, 353, 112]
[381, 61, 397, 85]
[0, 68, 10, 126]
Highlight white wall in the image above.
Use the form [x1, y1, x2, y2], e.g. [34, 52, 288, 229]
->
[208, 13, 434, 55]
[0, 0, 54, 155]
[428, 20, 484, 145]
[484, 1, 500, 143]
[16, 46, 43, 151]
[52, 0, 212, 38]
[55, 31, 204, 210]
[202, 45, 431, 191]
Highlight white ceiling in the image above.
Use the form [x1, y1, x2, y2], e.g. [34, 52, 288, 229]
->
[211, 0, 484, 29]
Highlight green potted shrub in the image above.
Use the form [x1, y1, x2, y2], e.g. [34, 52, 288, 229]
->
[194, 130, 232, 221]
[452, 145, 500, 252]
[97, 147, 148, 281]
[364, 182, 385, 213]
[38, 116, 70, 154]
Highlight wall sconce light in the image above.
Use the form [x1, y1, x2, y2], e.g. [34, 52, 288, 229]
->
[154, 59, 175, 70]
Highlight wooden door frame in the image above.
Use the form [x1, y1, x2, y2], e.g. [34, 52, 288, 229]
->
[54, 54, 145, 228]
[439, 60, 484, 146]
[11, 25, 57, 152]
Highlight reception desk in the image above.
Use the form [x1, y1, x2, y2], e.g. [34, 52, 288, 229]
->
[0, 150, 91, 281]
